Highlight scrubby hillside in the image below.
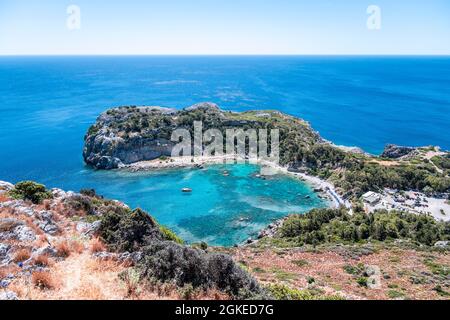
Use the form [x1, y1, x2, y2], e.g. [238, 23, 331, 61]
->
[234, 207, 449, 300]
[0, 180, 267, 300]
[83, 102, 321, 169]
[2, 181, 448, 300]
[84, 103, 450, 201]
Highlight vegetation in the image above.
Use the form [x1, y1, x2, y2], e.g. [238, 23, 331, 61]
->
[9, 181, 52, 204]
[138, 241, 268, 299]
[266, 284, 344, 300]
[86, 105, 450, 197]
[99, 207, 162, 252]
[95, 197, 268, 299]
[159, 225, 184, 244]
[277, 208, 449, 246]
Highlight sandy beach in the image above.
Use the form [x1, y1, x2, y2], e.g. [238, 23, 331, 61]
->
[125, 155, 350, 210]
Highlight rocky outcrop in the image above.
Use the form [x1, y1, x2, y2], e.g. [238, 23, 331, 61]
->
[380, 144, 416, 159]
[83, 102, 321, 169]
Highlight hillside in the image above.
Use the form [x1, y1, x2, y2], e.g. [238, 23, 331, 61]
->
[84, 102, 450, 203]
[0, 180, 267, 300]
[1, 181, 448, 300]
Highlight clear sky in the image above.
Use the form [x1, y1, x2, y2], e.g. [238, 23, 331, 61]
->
[0, 0, 449, 55]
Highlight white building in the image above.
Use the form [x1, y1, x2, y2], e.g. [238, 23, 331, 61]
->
[362, 191, 382, 205]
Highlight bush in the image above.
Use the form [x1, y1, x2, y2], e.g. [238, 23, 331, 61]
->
[356, 277, 368, 287]
[55, 241, 71, 258]
[33, 254, 50, 267]
[99, 207, 163, 252]
[266, 284, 344, 300]
[90, 237, 106, 253]
[277, 208, 449, 246]
[137, 241, 267, 299]
[32, 271, 54, 290]
[9, 181, 52, 204]
[66, 195, 96, 215]
[98, 204, 267, 299]
[159, 225, 184, 244]
[13, 248, 31, 263]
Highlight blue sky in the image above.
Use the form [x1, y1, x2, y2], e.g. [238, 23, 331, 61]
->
[0, 0, 449, 55]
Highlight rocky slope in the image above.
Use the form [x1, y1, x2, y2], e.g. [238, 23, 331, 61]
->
[83, 102, 322, 169]
[0, 180, 267, 300]
[1, 181, 448, 300]
[84, 103, 450, 200]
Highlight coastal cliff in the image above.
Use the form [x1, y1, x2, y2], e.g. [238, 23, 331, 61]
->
[84, 103, 450, 200]
[83, 102, 321, 169]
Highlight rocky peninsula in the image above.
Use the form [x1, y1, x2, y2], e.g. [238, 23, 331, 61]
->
[84, 102, 450, 210]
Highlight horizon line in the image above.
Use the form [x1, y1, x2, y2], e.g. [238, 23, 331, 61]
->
[1, 53, 450, 57]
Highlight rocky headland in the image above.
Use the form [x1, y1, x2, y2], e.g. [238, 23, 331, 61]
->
[84, 102, 450, 204]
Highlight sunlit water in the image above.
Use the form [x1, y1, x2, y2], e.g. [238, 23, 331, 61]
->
[1, 56, 449, 245]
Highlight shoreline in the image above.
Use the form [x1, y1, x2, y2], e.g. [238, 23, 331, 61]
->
[124, 155, 350, 210]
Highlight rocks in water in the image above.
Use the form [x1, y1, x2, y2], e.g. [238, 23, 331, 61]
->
[381, 144, 415, 159]
[256, 218, 287, 240]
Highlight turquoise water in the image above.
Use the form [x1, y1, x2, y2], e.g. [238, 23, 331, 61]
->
[1, 56, 449, 245]
[65, 164, 326, 246]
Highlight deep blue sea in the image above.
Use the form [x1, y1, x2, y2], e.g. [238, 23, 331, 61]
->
[1, 56, 449, 245]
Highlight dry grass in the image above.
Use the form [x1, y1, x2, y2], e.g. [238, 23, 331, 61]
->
[72, 282, 106, 300]
[23, 216, 44, 236]
[55, 240, 71, 258]
[70, 240, 85, 254]
[33, 254, 51, 267]
[33, 234, 49, 248]
[90, 238, 106, 254]
[13, 248, 31, 263]
[32, 271, 54, 290]
[0, 218, 20, 232]
[42, 200, 51, 211]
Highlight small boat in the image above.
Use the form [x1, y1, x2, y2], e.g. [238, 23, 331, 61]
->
[222, 170, 230, 176]
[181, 188, 192, 193]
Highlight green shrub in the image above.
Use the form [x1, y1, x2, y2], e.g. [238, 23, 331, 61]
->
[277, 208, 449, 246]
[356, 277, 368, 287]
[99, 207, 163, 252]
[9, 181, 52, 204]
[138, 241, 268, 299]
[387, 289, 405, 299]
[159, 225, 184, 244]
[266, 284, 344, 300]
